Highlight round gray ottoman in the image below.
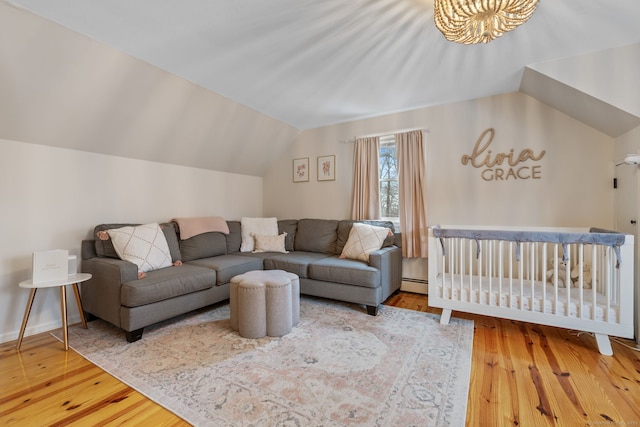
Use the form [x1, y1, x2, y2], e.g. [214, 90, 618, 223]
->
[230, 270, 300, 338]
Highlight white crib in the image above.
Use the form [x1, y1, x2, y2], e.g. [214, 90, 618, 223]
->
[428, 225, 635, 355]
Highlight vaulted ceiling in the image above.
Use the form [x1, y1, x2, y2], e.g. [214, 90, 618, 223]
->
[9, 0, 640, 132]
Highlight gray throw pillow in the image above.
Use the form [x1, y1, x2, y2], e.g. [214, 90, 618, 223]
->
[278, 219, 298, 252]
[225, 221, 242, 254]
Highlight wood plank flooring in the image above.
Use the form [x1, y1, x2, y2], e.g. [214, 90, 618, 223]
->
[1, 292, 639, 426]
[0, 333, 186, 426]
[387, 292, 640, 427]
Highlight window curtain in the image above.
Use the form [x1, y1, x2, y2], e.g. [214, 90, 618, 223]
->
[397, 130, 428, 258]
[350, 137, 380, 220]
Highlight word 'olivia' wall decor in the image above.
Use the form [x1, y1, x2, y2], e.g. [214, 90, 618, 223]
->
[461, 128, 545, 181]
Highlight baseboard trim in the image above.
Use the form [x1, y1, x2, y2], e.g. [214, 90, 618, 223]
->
[400, 280, 428, 294]
[0, 314, 81, 345]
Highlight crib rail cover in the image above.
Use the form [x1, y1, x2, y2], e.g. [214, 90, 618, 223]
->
[431, 225, 626, 266]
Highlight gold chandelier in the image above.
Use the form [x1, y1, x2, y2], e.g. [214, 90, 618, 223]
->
[434, 0, 539, 44]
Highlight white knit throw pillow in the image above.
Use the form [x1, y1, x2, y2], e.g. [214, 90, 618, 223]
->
[253, 232, 289, 253]
[240, 217, 278, 252]
[340, 223, 391, 262]
[107, 223, 172, 273]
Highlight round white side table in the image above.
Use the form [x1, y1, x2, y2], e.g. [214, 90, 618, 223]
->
[16, 272, 92, 351]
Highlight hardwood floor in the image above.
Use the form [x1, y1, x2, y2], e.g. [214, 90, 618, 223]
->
[1, 292, 638, 426]
[0, 333, 186, 426]
[387, 292, 640, 427]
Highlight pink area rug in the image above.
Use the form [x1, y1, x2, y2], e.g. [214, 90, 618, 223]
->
[60, 297, 473, 426]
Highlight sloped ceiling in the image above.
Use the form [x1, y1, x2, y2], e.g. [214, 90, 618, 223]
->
[521, 43, 640, 138]
[3, 1, 640, 177]
[8, 0, 640, 131]
[521, 65, 640, 139]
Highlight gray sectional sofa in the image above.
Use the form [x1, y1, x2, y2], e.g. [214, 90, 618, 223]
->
[80, 218, 402, 342]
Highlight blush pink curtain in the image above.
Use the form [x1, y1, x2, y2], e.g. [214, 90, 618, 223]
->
[350, 137, 380, 220]
[397, 130, 428, 258]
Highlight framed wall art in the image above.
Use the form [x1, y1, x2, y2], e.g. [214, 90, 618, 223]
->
[317, 155, 335, 181]
[293, 157, 309, 182]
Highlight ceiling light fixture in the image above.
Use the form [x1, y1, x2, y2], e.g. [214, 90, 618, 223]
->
[434, 0, 539, 44]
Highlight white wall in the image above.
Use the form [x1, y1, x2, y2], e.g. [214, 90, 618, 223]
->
[0, 138, 263, 343]
[263, 92, 617, 287]
[0, 2, 299, 177]
[264, 92, 615, 228]
[614, 125, 640, 344]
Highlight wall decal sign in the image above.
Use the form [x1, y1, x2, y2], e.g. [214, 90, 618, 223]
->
[461, 128, 545, 181]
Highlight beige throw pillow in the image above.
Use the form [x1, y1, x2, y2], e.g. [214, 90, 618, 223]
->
[340, 222, 392, 262]
[240, 217, 278, 252]
[107, 223, 172, 273]
[253, 233, 289, 253]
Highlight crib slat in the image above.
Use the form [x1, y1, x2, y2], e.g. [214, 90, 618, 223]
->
[459, 237, 464, 299]
[509, 241, 513, 309]
[478, 240, 483, 304]
[468, 239, 472, 295]
[498, 241, 503, 308]
[448, 239, 452, 298]
[591, 247, 597, 321]
[486, 240, 490, 304]
[565, 249, 571, 317]
[529, 243, 534, 312]
[604, 245, 609, 320]
[553, 244, 559, 315]
[577, 244, 584, 319]
[519, 249, 524, 310]
[541, 244, 547, 314]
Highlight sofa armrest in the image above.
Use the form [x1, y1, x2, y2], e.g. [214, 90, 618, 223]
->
[368, 246, 398, 267]
[82, 256, 139, 283]
[81, 239, 97, 260]
[368, 246, 402, 299]
[80, 256, 138, 327]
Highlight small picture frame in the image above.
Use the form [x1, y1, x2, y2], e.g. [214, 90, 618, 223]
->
[317, 155, 336, 181]
[293, 158, 309, 182]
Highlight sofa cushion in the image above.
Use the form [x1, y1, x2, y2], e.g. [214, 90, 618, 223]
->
[278, 219, 298, 252]
[241, 217, 279, 252]
[172, 216, 229, 239]
[94, 223, 138, 258]
[187, 254, 263, 285]
[95, 222, 181, 262]
[236, 251, 283, 261]
[160, 222, 182, 262]
[264, 251, 332, 278]
[178, 232, 227, 262]
[294, 219, 338, 254]
[225, 221, 242, 253]
[339, 222, 393, 262]
[253, 233, 288, 253]
[308, 256, 381, 289]
[120, 264, 215, 308]
[336, 220, 396, 254]
[107, 223, 173, 273]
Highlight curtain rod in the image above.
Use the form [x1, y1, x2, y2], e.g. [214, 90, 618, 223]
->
[340, 127, 430, 143]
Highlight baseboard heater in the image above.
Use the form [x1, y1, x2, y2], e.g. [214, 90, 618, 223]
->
[400, 277, 428, 294]
[401, 277, 428, 284]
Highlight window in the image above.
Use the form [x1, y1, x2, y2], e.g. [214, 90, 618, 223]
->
[379, 135, 398, 220]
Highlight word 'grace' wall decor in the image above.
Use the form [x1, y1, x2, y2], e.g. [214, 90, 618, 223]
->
[461, 128, 545, 181]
